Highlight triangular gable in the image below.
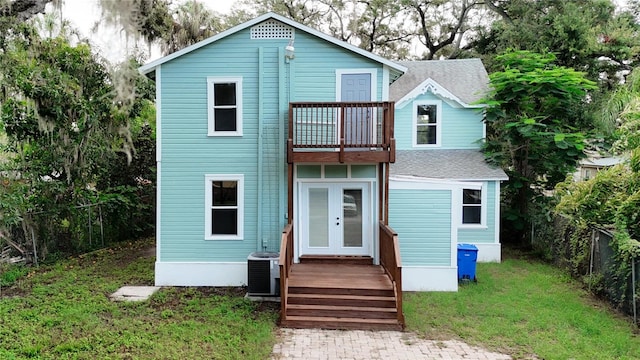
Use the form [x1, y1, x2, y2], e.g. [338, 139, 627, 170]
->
[139, 12, 406, 78]
[395, 78, 485, 109]
[390, 59, 489, 109]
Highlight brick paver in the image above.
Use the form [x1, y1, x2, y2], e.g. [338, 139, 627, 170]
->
[271, 329, 513, 360]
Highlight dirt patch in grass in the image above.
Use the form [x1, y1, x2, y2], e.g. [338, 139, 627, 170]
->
[0, 281, 29, 298]
[148, 286, 280, 314]
[254, 299, 280, 312]
[78, 238, 156, 267]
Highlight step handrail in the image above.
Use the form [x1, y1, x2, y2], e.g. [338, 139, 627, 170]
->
[379, 221, 404, 327]
[279, 223, 294, 322]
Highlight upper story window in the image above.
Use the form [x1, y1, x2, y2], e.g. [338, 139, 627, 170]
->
[207, 77, 243, 136]
[413, 100, 441, 147]
[205, 174, 244, 240]
[462, 188, 484, 226]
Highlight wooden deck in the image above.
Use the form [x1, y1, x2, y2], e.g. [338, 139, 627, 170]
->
[280, 262, 403, 330]
[287, 101, 396, 164]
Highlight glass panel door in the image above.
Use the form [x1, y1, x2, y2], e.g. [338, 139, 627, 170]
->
[308, 188, 329, 248]
[299, 183, 371, 256]
[342, 188, 363, 247]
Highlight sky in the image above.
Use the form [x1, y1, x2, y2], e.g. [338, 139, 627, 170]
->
[55, 0, 631, 64]
[56, 0, 237, 63]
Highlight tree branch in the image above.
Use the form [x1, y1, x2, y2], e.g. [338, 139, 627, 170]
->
[2, 0, 53, 21]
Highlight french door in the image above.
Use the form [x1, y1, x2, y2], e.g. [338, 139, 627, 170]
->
[299, 182, 371, 256]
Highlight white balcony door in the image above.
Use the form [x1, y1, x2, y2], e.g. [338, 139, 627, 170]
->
[300, 182, 372, 256]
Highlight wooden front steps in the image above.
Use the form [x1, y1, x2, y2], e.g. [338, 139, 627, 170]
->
[280, 262, 403, 331]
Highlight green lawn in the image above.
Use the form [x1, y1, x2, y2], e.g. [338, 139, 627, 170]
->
[1, 240, 639, 359]
[404, 256, 640, 359]
[0, 239, 278, 360]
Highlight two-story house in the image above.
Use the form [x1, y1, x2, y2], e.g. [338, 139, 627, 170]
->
[139, 13, 506, 330]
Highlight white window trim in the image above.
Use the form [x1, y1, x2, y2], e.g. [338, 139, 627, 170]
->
[460, 183, 487, 229]
[412, 100, 442, 148]
[207, 76, 243, 137]
[204, 174, 244, 240]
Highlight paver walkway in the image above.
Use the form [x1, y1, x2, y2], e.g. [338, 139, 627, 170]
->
[271, 328, 513, 360]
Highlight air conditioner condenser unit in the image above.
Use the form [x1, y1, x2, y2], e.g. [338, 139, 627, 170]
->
[247, 252, 280, 296]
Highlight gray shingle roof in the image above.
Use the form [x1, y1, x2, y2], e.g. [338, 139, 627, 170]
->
[391, 150, 508, 181]
[390, 59, 489, 106]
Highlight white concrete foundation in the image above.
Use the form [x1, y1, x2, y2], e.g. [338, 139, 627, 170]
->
[155, 262, 247, 286]
[402, 266, 458, 291]
[466, 243, 501, 262]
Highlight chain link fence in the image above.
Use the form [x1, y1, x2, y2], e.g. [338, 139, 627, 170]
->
[532, 215, 640, 326]
[590, 229, 639, 325]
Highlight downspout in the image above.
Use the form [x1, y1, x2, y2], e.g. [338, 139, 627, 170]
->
[278, 47, 286, 231]
[258, 47, 264, 251]
[285, 52, 295, 224]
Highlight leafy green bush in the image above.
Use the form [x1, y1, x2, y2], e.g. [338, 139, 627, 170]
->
[554, 163, 640, 312]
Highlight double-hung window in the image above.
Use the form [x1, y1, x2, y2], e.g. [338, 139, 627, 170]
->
[462, 188, 483, 225]
[207, 77, 243, 136]
[205, 174, 244, 240]
[413, 100, 441, 147]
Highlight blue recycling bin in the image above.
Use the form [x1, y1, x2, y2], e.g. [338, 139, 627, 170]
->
[457, 243, 478, 282]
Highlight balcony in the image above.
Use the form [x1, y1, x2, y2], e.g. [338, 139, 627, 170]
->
[287, 102, 396, 163]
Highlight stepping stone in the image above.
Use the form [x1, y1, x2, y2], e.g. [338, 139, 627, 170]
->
[110, 286, 160, 302]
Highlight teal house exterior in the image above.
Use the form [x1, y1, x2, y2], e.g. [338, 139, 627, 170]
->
[139, 12, 506, 302]
[388, 60, 508, 291]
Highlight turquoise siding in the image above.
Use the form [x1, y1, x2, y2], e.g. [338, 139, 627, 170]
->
[291, 34, 383, 102]
[159, 25, 387, 261]
[458, 181, 498, 243]
[388, 189, 452, 266]
[395, 93, 484, 150]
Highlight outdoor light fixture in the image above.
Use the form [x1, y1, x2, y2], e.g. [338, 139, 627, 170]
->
[285, 39, 295, 61]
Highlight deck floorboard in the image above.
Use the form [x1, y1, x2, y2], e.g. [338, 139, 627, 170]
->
[288, 264, 393, 290]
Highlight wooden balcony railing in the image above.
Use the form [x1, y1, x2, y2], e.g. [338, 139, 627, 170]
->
[379, 221, 404, 327]
[287, 101, 395, 163]
[279, 223, 294, 323]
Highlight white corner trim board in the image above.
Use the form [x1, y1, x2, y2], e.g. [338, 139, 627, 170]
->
[402, 266, 458, 292]
[155, 262, 247, 286]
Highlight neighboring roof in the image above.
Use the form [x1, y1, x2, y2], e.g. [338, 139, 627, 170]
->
[580, 156, 626, 168]
[390, 59, 489, 108]
[139, 12, 406, 78]
[390, 150, 508, 181]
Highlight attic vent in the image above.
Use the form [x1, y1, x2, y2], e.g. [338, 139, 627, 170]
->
[251, 20, 294, 39]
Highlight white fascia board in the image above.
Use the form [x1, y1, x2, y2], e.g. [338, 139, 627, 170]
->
[395, 78, 486, 109]
[391, 174, 509, 182]
[139, 13, 407, 76]
[390, 175, 483, 190]
[456, 176, 509, 181]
